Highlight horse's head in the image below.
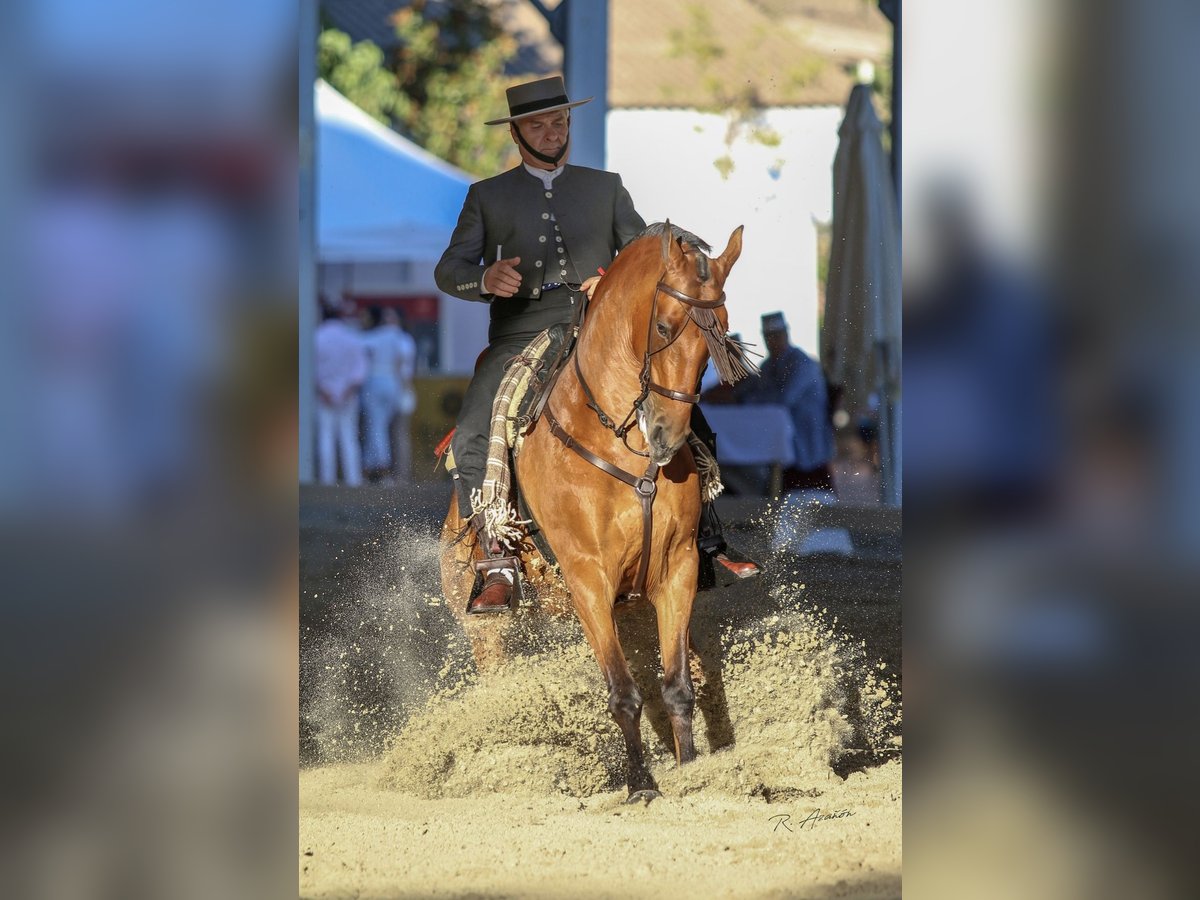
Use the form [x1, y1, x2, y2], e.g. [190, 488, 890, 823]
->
[636, 222, 746, 466]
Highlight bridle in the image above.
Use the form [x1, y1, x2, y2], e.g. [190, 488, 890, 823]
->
[543, 267, 733, 602]
[573, 273, 727, 458]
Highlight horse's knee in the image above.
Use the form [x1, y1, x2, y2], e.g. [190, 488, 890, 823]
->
[661, 673, 695, 719]
[608, 684, 643, 725]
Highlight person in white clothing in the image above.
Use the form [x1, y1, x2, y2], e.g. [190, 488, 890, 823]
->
[315, 304, 368, 486]
[360, 307, 417, 483]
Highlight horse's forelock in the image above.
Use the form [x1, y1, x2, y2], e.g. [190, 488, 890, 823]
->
[626, 221, 756, 383]
[638, 222, 716, 286]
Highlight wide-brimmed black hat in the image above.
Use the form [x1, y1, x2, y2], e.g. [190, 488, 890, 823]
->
[485, 76, 592, 126]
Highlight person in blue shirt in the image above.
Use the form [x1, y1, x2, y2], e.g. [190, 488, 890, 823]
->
[737, 312, 837, 493]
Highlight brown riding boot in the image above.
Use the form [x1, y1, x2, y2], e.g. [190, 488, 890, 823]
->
[468, 571, 514, 614]
[465, 514, 517, 614]
[697, 500, 762, 590]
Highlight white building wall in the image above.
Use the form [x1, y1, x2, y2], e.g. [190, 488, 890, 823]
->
[607, 106, 843, 356]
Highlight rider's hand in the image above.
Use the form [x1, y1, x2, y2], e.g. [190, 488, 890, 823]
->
[483, 257, 522, 297]
[581, 274, 601, 300]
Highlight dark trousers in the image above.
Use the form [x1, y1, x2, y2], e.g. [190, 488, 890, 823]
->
[451, 287, 579, 518]
[450, 333, 538, 518]
[782, 465, 835, 493]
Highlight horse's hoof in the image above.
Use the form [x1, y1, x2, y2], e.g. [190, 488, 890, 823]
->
[625, 789, 661, 805]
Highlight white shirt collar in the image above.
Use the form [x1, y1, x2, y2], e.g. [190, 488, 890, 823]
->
[524, 162, 564, 189]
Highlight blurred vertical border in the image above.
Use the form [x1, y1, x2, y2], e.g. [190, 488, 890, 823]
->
[905, 0, 1200, 896]
[1, 1, 299, 897]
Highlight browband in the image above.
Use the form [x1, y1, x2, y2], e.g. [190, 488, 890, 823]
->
[655, 281, 726, 309]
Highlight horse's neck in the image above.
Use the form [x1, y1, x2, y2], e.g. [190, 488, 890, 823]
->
[550, 283, 649, 452]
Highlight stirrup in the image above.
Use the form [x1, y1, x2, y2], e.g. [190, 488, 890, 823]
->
[469, 555, 525, 608]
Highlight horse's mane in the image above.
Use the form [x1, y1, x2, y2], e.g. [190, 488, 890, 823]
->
[637, 222, 712, 256]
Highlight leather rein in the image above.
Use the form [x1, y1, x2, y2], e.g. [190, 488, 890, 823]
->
[544, 275, 726, 602]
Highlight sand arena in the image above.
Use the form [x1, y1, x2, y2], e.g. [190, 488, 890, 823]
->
[300, 506, 901, 899]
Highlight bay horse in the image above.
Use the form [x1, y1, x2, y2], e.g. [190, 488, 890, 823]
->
[440, 222, 746, 801]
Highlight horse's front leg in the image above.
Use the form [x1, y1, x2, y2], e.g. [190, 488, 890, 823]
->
[654, 555, 699, 765]
[573, 589, 659, 801]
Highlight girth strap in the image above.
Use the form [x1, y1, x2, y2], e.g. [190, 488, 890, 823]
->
[545, 407, 660, 601]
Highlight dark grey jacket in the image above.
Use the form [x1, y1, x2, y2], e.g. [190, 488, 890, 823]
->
[435, 164, 645, 337]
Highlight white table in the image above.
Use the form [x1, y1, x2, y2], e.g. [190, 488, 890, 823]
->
[700, 404, 795, 494]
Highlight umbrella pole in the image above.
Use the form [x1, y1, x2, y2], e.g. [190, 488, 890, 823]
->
[876, 341, 901, 506]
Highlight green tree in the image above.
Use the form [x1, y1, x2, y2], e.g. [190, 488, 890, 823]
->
[317, 2, 523, 177]
[317, 29, 404, 126]
[388, 0, 520, 176]
[389, 0, 520, 177]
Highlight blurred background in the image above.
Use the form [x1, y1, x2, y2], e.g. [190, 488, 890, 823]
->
[2, 1, 297, 898]
[301, 0, 899, 499]
[905, 1, 1200, 897]
[4, 0, 1200, 897]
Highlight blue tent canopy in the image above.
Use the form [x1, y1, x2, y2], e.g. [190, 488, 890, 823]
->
[317, 80, 474, 263]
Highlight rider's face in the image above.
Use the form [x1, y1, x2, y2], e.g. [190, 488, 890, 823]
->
[511, 110, 570, 169]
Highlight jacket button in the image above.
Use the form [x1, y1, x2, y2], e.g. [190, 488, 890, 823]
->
[539, 235, 546, 243]
[535, 260, 543, 267]
[545, 191, 553, 198]
[541, 213, 549, 220]
[532, 288, 539, 296]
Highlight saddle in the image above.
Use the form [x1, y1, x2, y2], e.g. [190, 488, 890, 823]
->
[436, 322, 575, 599]
[437, 322, 728, 598]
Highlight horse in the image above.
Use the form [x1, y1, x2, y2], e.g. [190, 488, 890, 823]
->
[440, 222, 746, 801]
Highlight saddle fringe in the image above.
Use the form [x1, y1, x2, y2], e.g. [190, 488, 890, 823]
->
[688, 432, 725, 503]
[468, 330, 555, 550]
[469, 487, 530, 551]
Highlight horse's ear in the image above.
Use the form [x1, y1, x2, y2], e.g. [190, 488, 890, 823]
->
[660, 219, 673, 263]
[715, 225, 744, 277]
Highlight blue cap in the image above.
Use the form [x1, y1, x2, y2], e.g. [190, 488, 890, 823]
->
[761, 311, 788, 334]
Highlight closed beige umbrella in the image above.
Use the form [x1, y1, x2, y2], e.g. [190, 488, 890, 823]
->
[823, 83, 901, 503]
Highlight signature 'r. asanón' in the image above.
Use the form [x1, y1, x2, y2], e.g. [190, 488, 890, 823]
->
[770, 809, 856, 832]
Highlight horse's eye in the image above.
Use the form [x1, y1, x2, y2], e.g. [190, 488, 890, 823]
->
[656, 322, 670, 339]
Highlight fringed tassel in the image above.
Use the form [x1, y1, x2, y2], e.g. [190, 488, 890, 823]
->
[469, 487, 530, 551]
[724, 336, 762, 381]
[688, 433, 725, 503]
[693, 306, 762, 384]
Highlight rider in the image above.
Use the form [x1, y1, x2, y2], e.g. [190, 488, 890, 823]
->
[435, 76, 759, 614]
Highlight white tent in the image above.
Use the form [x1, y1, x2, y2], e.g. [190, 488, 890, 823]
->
[316, 80, 474, 263]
